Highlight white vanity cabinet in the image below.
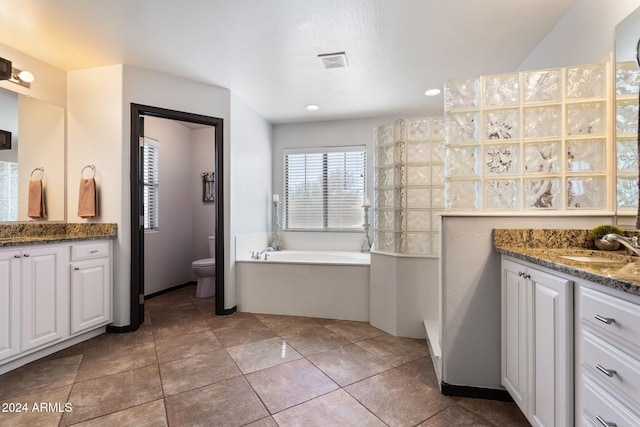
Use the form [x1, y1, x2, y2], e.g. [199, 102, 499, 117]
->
[501, 257, 573, 427]
[0, 249, 20, 361]
[70, 241, 112, 335]
[20, 245, 69, 351]
[0, 239, 113, 373]
[577, 285, 640, 426]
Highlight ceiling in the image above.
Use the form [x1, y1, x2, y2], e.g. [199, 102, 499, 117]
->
[0, 0, 576, 124]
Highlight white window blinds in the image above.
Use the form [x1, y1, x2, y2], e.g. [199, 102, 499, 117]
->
[284, 146, 366, 230]
[142, 140, 159, 230]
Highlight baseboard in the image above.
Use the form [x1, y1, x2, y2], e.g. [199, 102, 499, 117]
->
[440, 382, 513, 402]
[106, 323, 140, 333]
[145, 281, 196, 300]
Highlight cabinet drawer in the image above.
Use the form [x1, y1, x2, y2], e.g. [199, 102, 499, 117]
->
[580, 287, 640, 348]
[71, 242, 109, 261]
[582, 375, 640, 427]
[583, 330, 640, 408]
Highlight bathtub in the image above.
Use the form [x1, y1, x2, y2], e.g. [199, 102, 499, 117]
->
[236, 250, 371, 321]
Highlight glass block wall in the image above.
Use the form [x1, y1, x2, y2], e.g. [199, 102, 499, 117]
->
[615, 60, 640, 213]
[0, 161, 18, 221]
[444, 63, 610, 211]
[374, 117, 444, 255]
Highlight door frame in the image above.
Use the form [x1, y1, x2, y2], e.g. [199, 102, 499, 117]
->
[125, 103, 232, 331]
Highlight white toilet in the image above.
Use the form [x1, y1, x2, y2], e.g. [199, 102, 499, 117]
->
[192, 236, 216, 298]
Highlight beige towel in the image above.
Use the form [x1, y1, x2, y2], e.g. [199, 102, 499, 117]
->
[27, 179, 46, 218]
[78, 178, 98, 218]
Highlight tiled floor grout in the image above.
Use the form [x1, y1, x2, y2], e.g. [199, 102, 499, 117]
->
[0, 284, 530, 426]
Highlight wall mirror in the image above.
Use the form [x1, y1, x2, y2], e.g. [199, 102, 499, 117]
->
[615, 6, 640, 215]
[0, 86, 65, 222]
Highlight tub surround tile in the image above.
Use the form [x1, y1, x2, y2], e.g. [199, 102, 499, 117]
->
[61, 365, 163, 426]
[164, 376, 268, 427]
[159, 349, 241, 397]
[495, 228, 640, 296]
[70, 399, 168, 427]
[245, 358, 339, 414]
[0, 223, 117, 246]
[307, 344, 392, 387]
[345, 369, 456, 426]
[273, 389, 386, 427]
[0, 355, 82, 401]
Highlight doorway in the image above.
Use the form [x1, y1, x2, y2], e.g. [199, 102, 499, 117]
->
[126, 103, 233, 332]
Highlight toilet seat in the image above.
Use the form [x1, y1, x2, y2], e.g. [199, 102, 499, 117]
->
[192, 258, 215, 267]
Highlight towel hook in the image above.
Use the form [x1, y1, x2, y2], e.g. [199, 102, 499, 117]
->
[81, 164, 96, 179]
[30, 167, 44, 180]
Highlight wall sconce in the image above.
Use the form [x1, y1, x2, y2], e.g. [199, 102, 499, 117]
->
[0, 57, 35, 88]
[9, 68, 35, 88]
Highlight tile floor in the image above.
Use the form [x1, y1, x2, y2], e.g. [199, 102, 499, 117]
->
[0, 285, 530, 426]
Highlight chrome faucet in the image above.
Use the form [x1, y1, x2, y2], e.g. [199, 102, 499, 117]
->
[251, 247, 274, 260]
[601, 233, 640, 256]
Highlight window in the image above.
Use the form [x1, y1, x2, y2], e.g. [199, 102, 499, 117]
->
[0, 161, 18, 221]
[142, 139, 159, 230]
[285, 146, 366, 230]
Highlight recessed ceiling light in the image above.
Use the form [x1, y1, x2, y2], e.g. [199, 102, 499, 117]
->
[424, 88, 441, 96]
[305, 104, 320, 111]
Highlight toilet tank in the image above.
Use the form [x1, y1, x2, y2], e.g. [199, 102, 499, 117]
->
[208, 236, 216, 258]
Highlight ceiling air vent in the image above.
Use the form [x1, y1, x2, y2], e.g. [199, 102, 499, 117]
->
[318, 52, 348, 69]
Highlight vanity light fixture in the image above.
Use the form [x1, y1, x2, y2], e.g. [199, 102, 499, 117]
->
[9, 68, 35, 88]
[305, 104, 320, 111]
[425, 88, 441, 96]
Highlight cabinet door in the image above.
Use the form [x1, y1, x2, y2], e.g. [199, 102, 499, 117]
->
[21, 245, 68, 351]
[502, 258, 531, 413]
[530, 269, 572, 427]
[70, 258, 111, 335]
[0, 250, 20, 361]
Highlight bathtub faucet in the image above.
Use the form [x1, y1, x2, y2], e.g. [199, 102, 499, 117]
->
[251, 247, 274, 260]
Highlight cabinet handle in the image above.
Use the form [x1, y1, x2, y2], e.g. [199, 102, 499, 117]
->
[90, 250, 99, 254]
[23, 253, 30, 257]
[596, 415, 617, 427]
[14, 254, 21, 258]
[594, 314, 615, 325]
[523, 273, 530, 279]
[518, 271, 524, 277]
[74, 267, 80, 271]
[596, 364, 617, 377]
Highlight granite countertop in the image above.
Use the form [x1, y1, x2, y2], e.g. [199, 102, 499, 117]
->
[0, 223, 117, 247]
[494, 228, 640, 297]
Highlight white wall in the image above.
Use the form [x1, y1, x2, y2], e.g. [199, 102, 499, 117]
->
[519, 0, 640, 70]
[67, 64, 125, 323]
[229, 93, 273, 309]
[0, 42, 66, 108]
[440, 215, 613, 389]
[143, 117, 194, 295]
[191, 127, 216, 261]
[273, 115, 398, 212]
